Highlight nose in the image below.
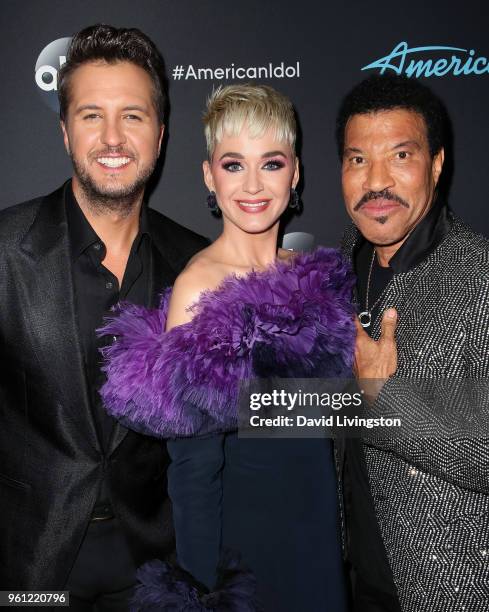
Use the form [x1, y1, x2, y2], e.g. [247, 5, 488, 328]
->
[243, 167, 263, 194]
[100, 117, 126, 148]
[362, 160, 394, 193]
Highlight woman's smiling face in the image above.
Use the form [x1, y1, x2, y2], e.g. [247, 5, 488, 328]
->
[203, 125, 299, 235]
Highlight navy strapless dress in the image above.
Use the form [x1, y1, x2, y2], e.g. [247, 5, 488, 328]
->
[168, 434, 347, 611]
[98, 248, 355, 611]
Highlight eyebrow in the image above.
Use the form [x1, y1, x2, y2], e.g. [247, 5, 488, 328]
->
[392, 140, 421, 150]
[219, 152, 243, 160]
[218, 150, 287, 161]
[122, 105, 149, 114]
[74, 104, 150, 114]
[343, 140, 421, 156]
[262, 150, 287, 158]
[74, 104, 102, 114]
[343, 147, 363, 156]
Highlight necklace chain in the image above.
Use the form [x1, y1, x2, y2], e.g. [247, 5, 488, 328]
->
[358, 248, 389, 328]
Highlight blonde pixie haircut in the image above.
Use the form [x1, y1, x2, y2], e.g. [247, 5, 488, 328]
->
[203, 84, 297, 159]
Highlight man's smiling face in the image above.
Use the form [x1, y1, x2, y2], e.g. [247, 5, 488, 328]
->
[61, 60, 164, 208]
[341, 108, 444, 249]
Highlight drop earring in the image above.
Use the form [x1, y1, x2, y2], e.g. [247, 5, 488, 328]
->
[207, 191, 220, 213]
[288, 188, 300, 209]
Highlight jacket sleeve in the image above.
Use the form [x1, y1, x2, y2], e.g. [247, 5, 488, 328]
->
[166, 432, 225, 590]
[365, 277, 489, 494]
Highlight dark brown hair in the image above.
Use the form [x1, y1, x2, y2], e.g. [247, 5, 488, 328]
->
[58, 24, 167, 122]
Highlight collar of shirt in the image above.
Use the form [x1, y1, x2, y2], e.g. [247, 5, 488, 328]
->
[65, 180, 151, 262]
[354, 196, 452, 275]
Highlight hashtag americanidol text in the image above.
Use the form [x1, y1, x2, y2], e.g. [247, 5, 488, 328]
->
[171, 61, 301, 81]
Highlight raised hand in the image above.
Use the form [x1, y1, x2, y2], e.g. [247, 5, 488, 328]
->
[354, 308, 398, 402]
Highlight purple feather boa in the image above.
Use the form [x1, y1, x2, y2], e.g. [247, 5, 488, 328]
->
[98, 247, 355, 438]
[131, 554, 261, 611]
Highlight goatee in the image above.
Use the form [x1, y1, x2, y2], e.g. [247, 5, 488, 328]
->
[71, 154, 155, 218]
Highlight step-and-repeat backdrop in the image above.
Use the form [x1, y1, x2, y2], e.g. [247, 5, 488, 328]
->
[1, 0, 487, 245]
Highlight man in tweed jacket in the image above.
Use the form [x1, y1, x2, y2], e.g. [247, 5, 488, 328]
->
[337, 75, 489, 612]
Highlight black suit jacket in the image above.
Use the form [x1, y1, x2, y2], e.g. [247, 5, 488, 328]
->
[0, 182, 209, 590]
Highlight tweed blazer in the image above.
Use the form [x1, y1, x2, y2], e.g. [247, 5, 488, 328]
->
[342, 214, 489, 612]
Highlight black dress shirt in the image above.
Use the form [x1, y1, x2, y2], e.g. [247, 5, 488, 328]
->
[346, 197, 452, 602]
[66, 185, 152, 507]
[355, 197, 452, 310]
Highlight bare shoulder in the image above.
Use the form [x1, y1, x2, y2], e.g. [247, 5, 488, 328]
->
[166, 248, 229, 330]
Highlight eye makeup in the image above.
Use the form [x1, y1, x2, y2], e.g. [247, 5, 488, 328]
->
[221, 157, 287, 172]
[262, 158, 286, 170]
[222, 160, 243, 172]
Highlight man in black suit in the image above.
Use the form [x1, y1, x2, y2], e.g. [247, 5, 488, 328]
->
[0, 24, 208, 610]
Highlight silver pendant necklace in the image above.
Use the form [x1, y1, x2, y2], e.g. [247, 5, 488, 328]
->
[358, 248, 389, 328]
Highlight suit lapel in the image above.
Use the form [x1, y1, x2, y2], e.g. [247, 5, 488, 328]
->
[20, 183, 100, 451]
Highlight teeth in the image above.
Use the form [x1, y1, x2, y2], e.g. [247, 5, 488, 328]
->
[239, 201, 269, 208]
[97, 157, 131, 168]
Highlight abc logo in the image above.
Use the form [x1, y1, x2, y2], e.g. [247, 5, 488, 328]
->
[35, 37, 72, 112]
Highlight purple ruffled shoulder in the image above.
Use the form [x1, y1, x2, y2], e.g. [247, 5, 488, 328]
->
[98, 247, 355, 438]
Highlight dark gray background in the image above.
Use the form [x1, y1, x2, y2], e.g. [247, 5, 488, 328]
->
[1, 0, 487, 245]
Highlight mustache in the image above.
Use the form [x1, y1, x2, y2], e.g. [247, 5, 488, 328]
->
[90, 146, 136, 159]
[353, 189, 409, 212]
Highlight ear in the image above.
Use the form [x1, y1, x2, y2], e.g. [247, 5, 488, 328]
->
[157, 124, 165, 156]
[432, 147, 444, 186]
[60, 120, 70, 155]
[292, 156, 300, 189]
[202, 159, 215, 192]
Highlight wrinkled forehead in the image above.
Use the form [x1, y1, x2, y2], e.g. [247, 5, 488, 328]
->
[344, 109, 429, 148]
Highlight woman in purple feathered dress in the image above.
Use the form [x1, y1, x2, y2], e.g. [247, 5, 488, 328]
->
[99, 84, 355, 611]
